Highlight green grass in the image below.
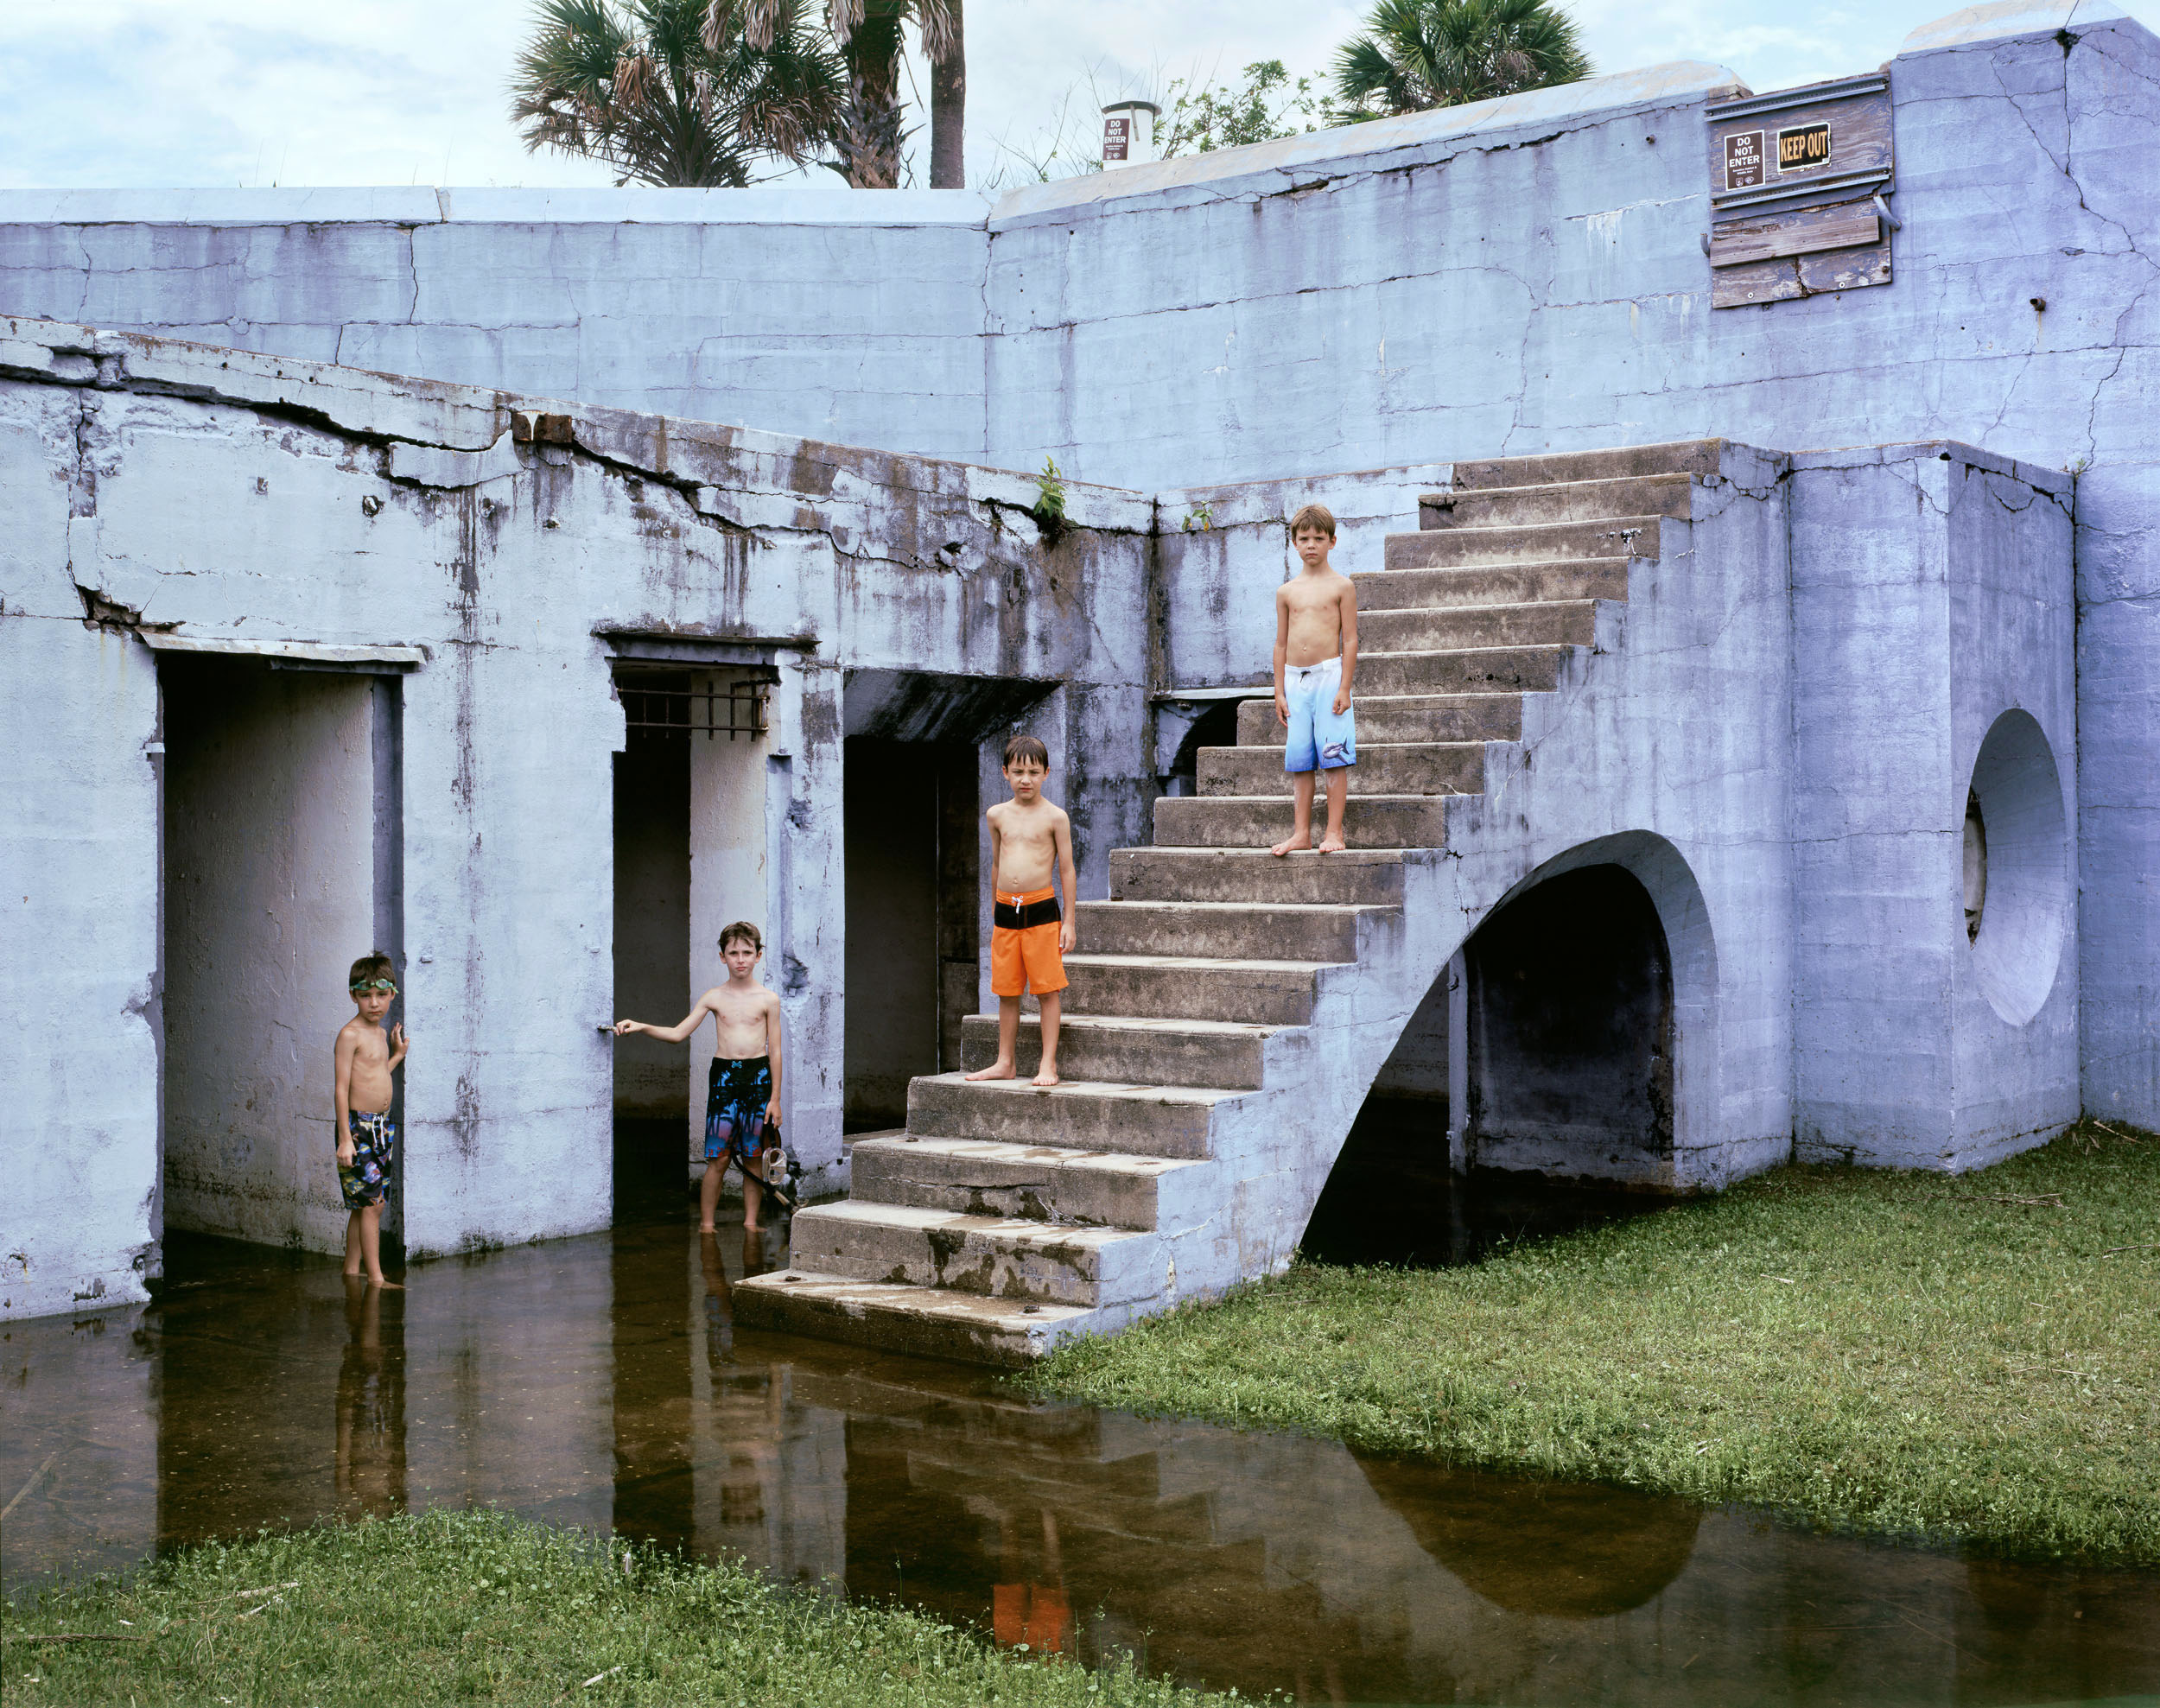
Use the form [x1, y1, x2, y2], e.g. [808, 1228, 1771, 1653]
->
[2, 1508, 1233, 1706]
[1026, 1121, 2160, 1565]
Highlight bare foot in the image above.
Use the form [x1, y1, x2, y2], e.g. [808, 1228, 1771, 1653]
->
[1271, 832, 1313, 857]
[1318, 832, 1347, 854]
[1032, 1066, 1061, 1089]
[699, 1222, 717, 1234]
[369, 1278, 404, 1290]
[964, 1061, 1018, 1082]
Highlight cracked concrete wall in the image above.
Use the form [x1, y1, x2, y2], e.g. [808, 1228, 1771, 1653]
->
[0, 7, 2149, 1122]
[0, 320, 1151, 1321]
[1788, 445, 2080, 1166]
[983, 6, 2157, 1125]
[0, 189, 994, 464]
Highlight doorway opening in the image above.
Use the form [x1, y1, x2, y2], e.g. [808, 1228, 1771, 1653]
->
[159, 652, 400, 1258]
[1464, 863, 1674, 1180]
[609, 666, 772, 1220]
[842, 737, 979, 1132]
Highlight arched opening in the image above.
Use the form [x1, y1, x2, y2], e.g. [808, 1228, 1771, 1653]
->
[1464, 864, 1674, 1179]
[1965, 709, 2068, 1026]
[1160, 700, 1242, 797]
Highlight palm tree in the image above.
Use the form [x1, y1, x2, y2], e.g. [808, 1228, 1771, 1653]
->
[1333, 0, 1590, 117]
[511, 0, 844, 188]
[722, 0, 961, 187]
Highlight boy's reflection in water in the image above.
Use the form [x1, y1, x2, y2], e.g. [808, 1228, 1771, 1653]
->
[700, 1225, 772, 1363]
[334, 1279, 407, 1520]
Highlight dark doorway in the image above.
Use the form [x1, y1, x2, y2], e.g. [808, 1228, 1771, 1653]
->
[842, 737, 979, 1132]
[1465, 863, 1674, 1173]
[612, 684, 691, 1219]
[160, 653, 397, 1258]
[1162, 700, 1242, 797]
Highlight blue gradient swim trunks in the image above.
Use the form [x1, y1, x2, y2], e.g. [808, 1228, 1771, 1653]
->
[1283, 656, 1356, 772]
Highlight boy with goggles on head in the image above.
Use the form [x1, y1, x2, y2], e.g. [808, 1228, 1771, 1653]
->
[334, 951, 408, 1287]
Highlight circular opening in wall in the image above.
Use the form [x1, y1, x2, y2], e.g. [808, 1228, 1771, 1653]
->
[1963, 788, 1986, 943]
[1965, 709, 2068, 1026]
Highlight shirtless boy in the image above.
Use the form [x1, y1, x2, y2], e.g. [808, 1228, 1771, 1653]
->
[1271, 503, 1359, 856]
[614, 922, 788, 1233]
[965, 733, 1078, 1089]
[334, 951, 408, 1287]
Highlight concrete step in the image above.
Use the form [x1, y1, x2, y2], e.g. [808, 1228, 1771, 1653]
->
[1356, 644, 1568, 698]
[1384, 516, 1665, 569]
[1359, 600, 1598, 652]
[1153, 792, 1452, 850]
[959, 1012, 1274, 1090]
[786, 1201, 1162, 1308]
[1442, 437, 1724, 498]
[1109, 847, 1406, 905]
[850, 1133, 1216, 1230]
[1236, 693, 1522, 746]
[1350, 558, 1630, 612]
[1060, 953, 1327, 1025]
[1076, 898, 1383, 962]
[907, 1072, 1239, 1158]
[1198, 740, 1482, 797]
[1418, 473, 1693, 530]
[733, 1268, 1105, 1366]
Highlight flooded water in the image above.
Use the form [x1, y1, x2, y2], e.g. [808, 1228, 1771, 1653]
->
[5, 1194, 2157, 1708]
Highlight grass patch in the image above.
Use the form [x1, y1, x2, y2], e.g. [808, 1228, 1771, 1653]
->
[1026, 1121, 2160, 1565]
[2, 1508, 1230, 1706]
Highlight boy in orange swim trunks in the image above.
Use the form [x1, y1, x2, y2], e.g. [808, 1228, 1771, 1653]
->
[965, 733, 1078, 1088]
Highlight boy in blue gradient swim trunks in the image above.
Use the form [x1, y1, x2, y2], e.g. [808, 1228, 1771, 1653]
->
[1270, 502, 1360, 856]
[614, 921, 788, 1233]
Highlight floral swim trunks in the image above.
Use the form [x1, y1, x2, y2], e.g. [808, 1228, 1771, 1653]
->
[340, 1109, 396, 1210]
[705, 1056, 774, 1167]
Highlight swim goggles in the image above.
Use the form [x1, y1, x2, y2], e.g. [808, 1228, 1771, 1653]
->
[350, 979, 399, 994]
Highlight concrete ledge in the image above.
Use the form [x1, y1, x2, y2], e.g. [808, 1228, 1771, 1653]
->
[0, 186, 994, 229]
[988, 61, 1748, 228]
[1898, 0, 2128, 54]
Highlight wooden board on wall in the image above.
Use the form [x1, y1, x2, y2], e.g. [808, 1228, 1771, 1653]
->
[1706, 73, 1896, 308]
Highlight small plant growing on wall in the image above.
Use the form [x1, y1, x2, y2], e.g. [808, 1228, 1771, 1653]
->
[1182, 502, 1216, 532]
[1032, 457, 1070, 547]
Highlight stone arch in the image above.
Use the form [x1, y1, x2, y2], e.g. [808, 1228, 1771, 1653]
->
[1462, 832, 1719, 1186]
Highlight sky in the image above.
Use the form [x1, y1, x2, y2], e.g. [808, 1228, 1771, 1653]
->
[3, 0, 2154, 194]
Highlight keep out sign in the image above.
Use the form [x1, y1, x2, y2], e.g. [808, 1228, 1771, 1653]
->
[1778, 122, 1831, 171]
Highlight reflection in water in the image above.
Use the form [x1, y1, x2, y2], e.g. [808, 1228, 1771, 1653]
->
[1357, 1456, 1699, 1619]
[3, 1210, 2157, 1706]
[334, 1279, 407, 1521]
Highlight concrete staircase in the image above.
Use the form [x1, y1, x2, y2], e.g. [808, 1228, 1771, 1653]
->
[737, 441, 1724, 1362]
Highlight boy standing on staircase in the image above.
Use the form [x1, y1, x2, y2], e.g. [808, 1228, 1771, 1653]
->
[1272, 503, 1360, 856]
[966, 733, 1077, 1089]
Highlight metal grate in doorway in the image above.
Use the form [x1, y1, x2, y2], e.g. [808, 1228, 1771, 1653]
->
[619, 676, 772, 740]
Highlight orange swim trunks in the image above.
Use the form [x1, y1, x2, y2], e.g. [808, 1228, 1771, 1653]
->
[991, 886, 1068, 998]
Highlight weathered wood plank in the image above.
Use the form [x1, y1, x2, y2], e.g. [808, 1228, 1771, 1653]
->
[1711, 208, 1881, 269]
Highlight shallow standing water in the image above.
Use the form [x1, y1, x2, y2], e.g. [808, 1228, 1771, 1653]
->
[4, 1195, 2156, 1708]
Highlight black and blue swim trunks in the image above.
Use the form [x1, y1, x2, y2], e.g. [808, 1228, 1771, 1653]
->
[340, 1109, 396, 1210]
[705, 1055, 774, 1166]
